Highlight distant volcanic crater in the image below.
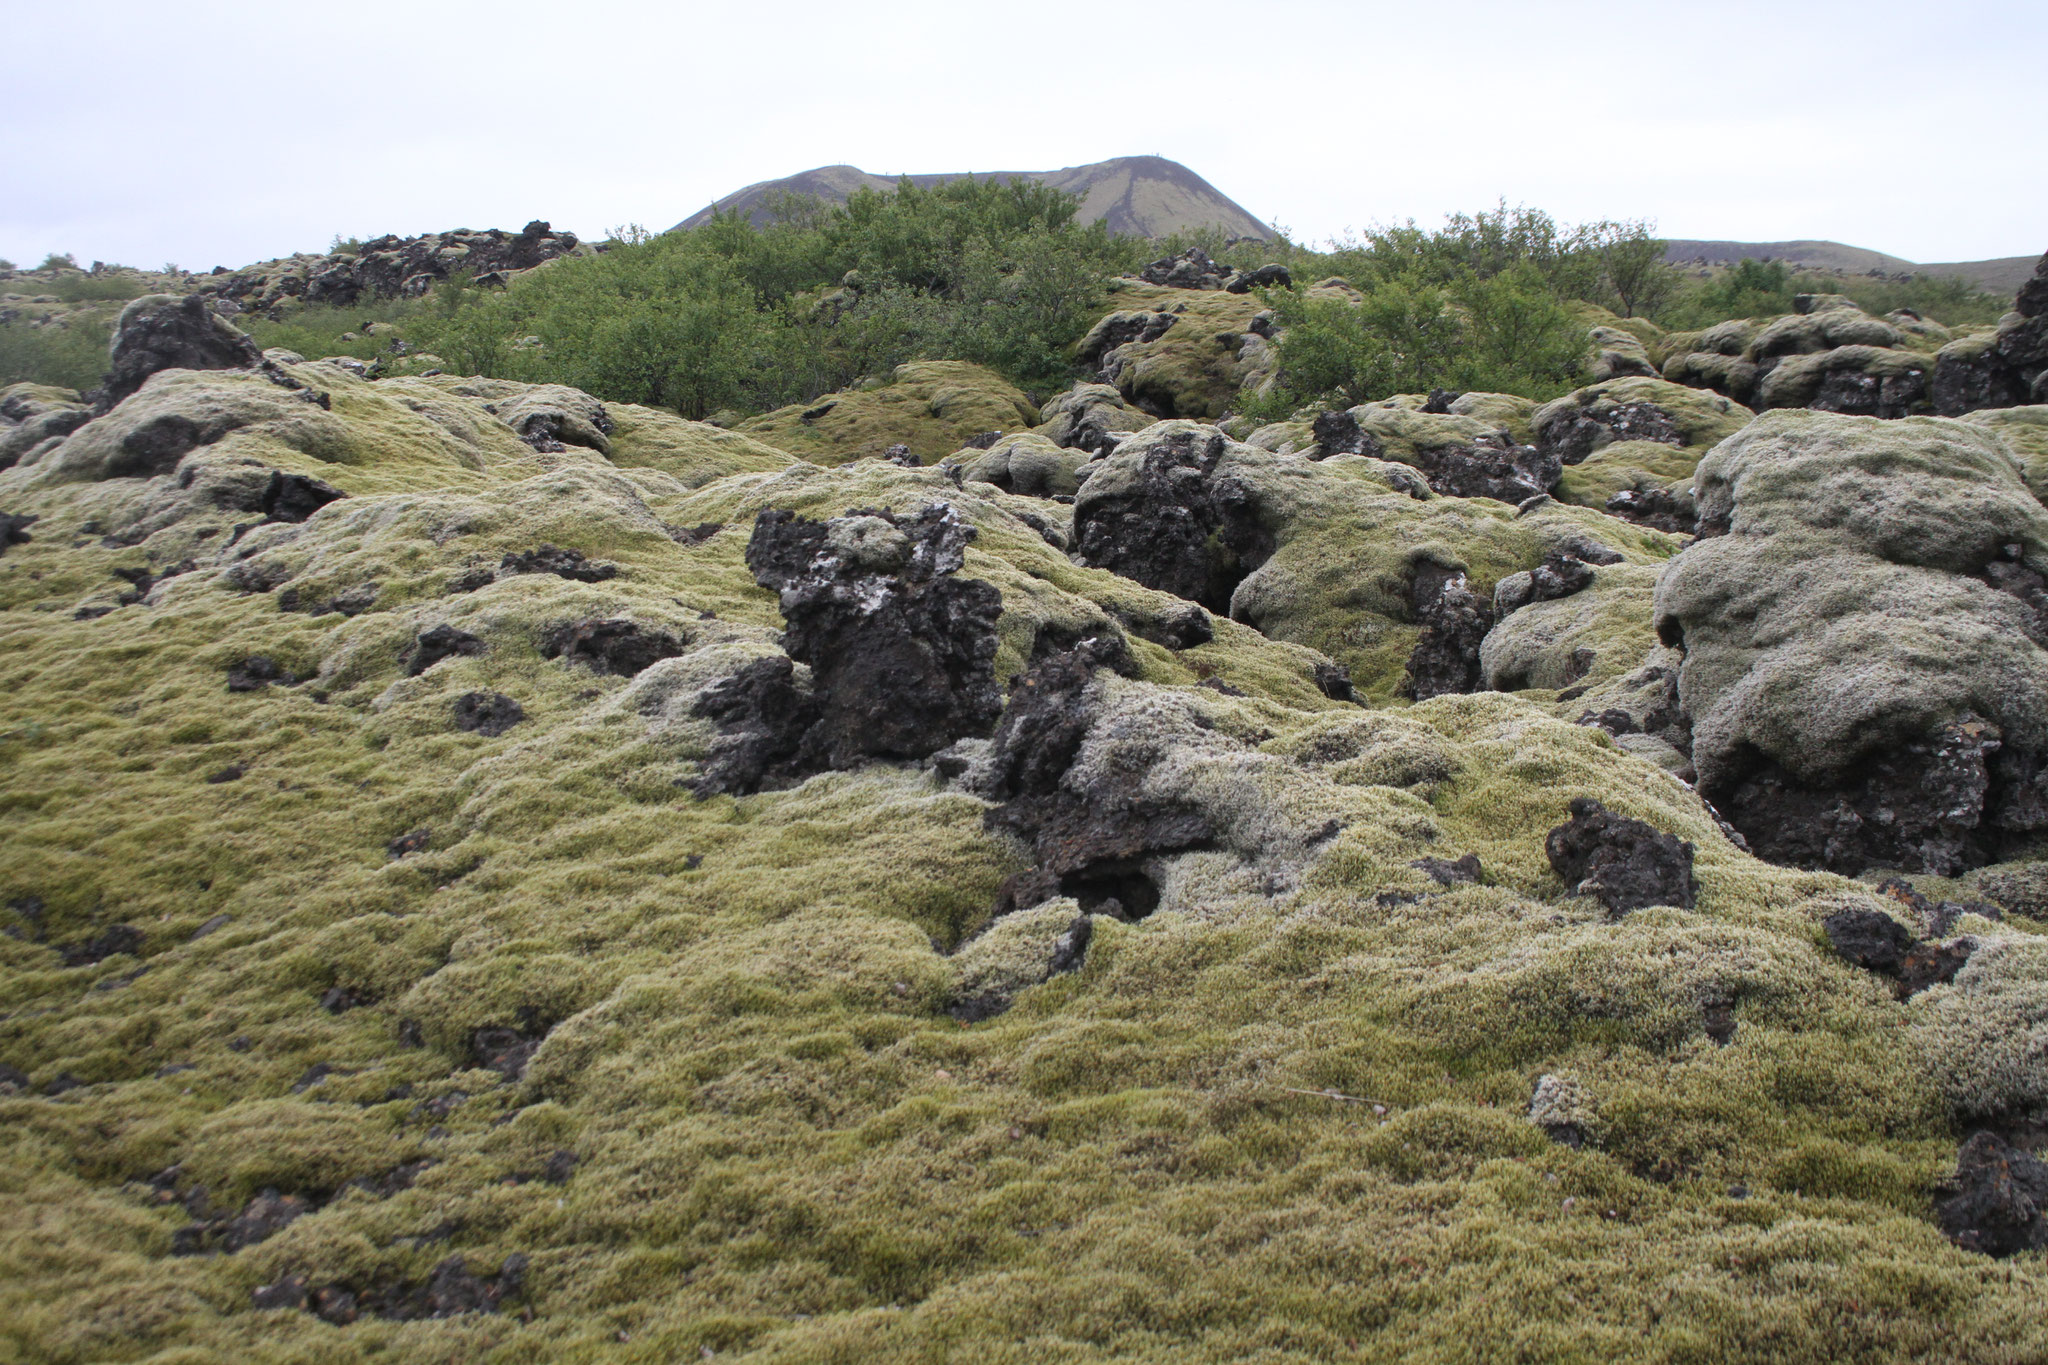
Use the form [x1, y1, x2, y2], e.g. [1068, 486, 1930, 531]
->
[670, 155, 1274, 241]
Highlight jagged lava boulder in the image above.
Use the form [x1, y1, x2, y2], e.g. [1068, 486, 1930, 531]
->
[745, 502, 1003, 769]
[95, 293, 262, 411]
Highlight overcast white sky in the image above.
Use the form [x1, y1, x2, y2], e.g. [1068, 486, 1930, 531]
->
[5, 0, 2042, 271]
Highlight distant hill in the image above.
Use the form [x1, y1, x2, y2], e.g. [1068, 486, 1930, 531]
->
[1665, 238, 2037, 295]
[670, 155, 1274, 241]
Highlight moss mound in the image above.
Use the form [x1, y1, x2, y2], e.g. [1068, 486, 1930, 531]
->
[735, 362, 1039, 466]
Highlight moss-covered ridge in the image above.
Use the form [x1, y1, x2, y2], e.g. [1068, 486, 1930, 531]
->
[735, 362, 1039, 466]
[1, 357, 2046, 1363]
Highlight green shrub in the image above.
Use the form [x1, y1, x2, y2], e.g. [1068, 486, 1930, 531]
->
[413, 178, 1128, 415]
[1784, 271, 2010, 327]
[1660, 259, 1797, 328]
[49, 273, 147, 304]
[0, 313, 111, 390]
[1658, 259, 2008, 330]
[239, 297, 423, 364]
[1244, 260, 1592, 418]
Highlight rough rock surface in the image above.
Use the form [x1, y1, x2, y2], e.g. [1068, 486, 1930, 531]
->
[259, 472, 346, 523]
[406, 625, 486, 676]
[1545, 798, 1697, 914]
[498, 544, 619, 582]
[96, 294, 262, 411]
[1934, 1132, 2048, 1257]
[254, 1253, 528, 1324]
[1402, 562, 1493, 700]
[1072, 423, 1270, 612]
[982, 641, 1213, 918]
[1137, 249, 1231, 290]
[1821, 904, 1973, 998]
[686, 654, 819, 797]
[0, 510, 35, 554]
[1032, 381, 1154, 455]
[210, 221, 579, 317]
[1315, 405, 1558, 502]
[1756, 345, 1932, 419]
[1932, 251, 2048, 416]
[0, 386, 92, 470]
[953, 432, 1092, 499]
[745, 502, 1003, 771]
[1655, 410, 2048, 873]
[540, 619, 683, 677]
[453, 691, 525, 737]
[1533, 378, 1751, 468]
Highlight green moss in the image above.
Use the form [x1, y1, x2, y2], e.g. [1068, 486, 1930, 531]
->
[2, 369, 2046, 1363]
[1555, 438, 1705, 509]
[1088, 282, 1270, 419]
[1656, 410, 2048, 791]
[736, 362, 1038, 465]
[1534, 376, 1755, 457]
[1956, 405, 2048, 501]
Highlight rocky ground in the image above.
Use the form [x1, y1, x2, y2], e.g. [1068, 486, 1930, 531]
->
[3, 250, 2048, 1362]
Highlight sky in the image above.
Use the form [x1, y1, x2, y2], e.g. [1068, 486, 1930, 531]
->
[5, 0, 2043, 272]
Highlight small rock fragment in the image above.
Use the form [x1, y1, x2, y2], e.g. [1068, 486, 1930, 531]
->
[541, 619, 683, 677]
[406, 625, 485, 676]
[497, 545, 618, 582]
[1936, 1132, 2048, 1257]
[453, 691, 524, 737]
[226, 656, 296, 692]
[1544, 798, 1696, 915]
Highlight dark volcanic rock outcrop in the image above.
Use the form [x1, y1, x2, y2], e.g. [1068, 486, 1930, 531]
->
[453, 691, 525, 737]
[744, 502, 1003, 770]
[686, 655, 820, 798]
[211, 222, 580, 317]
[541, 619, 683, 677]
[95, 294, 261, 411]
[982, 640, 1211, 918]
[1315, 406, 1558, 502]
[1932, 249, 2048, 416]
[1401, 562, 1492, 700]
[499, 545, 618, 582]
[1935, 1132, 2048, 1257]
[1821, 902, 1973, 998]
[1071, 423, 1271, 613]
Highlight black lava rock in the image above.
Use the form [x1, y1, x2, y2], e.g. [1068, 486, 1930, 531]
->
[687, 655, 819, 798]
[983, 640, 1212, 918]
[259, 472, 346, 523]
[226, 656, 296, 691]
[0, 511, 37, 555]
[1936, 1132, 2048, 1257]
[540, 619, 683, 677]
[95, 293, 261, 412]
[59, 924, 144, 967]
[406, 625, 486, 676]
[1402, 562, 1492, 700]
[1709, 715, 2009, 877]
[453, 691, 525, 737]
[498, 545, 618, 582]
[1072, 426, 1271, 614]
[1545, 798, 1696, 915]
[745, 502, 1003, 770]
